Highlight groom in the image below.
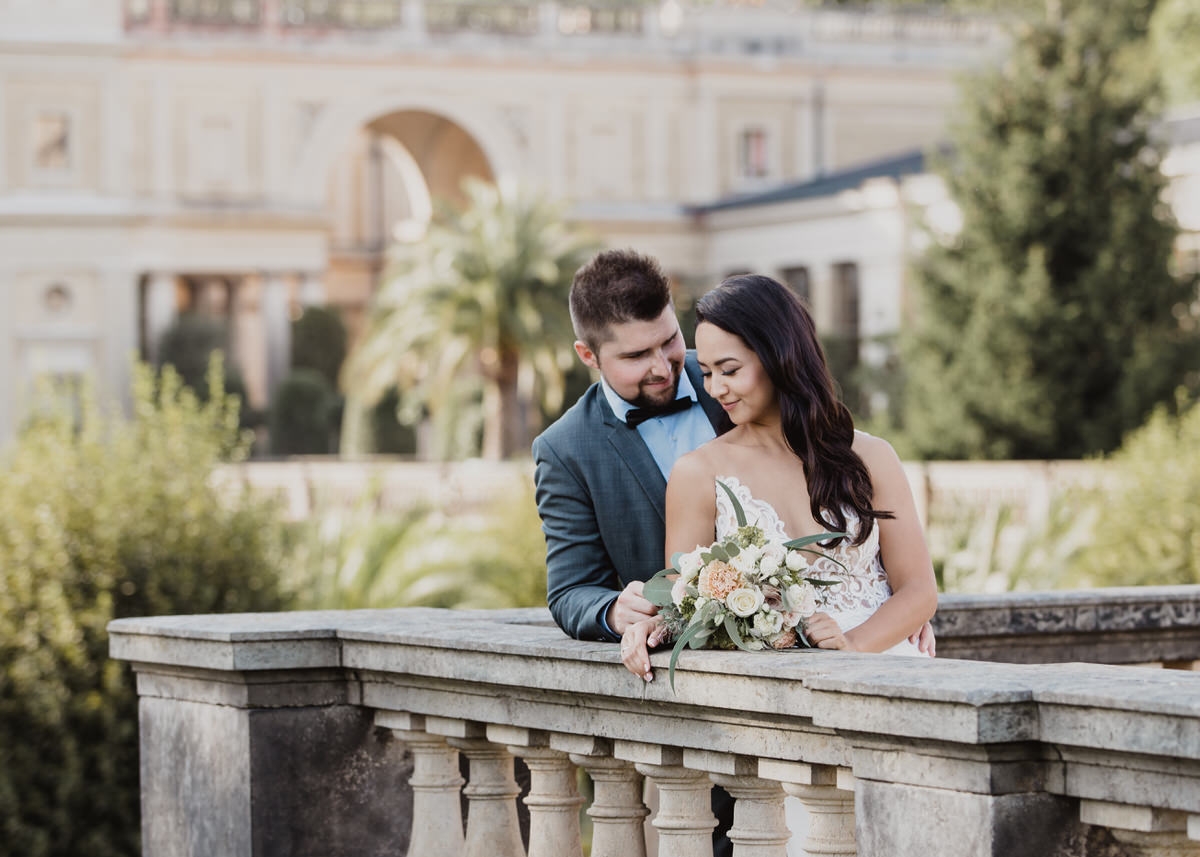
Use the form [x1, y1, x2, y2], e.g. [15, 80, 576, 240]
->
[532, 247, 738, 855]
[533, 248, 728, 648]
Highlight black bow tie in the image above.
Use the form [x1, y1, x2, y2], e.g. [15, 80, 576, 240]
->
[625, 398, 694, 428]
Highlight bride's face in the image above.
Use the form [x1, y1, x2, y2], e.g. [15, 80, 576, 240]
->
[695, 322, 777, 426]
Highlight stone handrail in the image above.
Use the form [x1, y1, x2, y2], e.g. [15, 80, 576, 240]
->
[109, 588, 1200, 856]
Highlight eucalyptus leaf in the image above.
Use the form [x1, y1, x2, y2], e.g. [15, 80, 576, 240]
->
[783, 531, 845, 549]
[643, 567, 677, 608]
[709, 544, 730, 562]
[716, 479, 748, 527]
[722, 615, 759, 653]
[668, 621, 712, 691]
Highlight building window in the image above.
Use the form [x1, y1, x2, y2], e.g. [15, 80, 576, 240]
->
[282, 0, 404, 28]
[169, 0, 260, 26]
[781, 266, 811, 309]
[824, 262, 861, 403]
[832, 262, 860, 341]
[738, 126, 770, 180]
[32, 112, 71, 173]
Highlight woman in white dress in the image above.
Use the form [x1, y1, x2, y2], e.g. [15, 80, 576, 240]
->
[620, 274, 937, 678]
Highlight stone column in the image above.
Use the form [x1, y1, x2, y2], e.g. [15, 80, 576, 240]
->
[383, 726, 465, 857]
[709, 774, 790, 857]
[261, 272, 291, 400]
[635, 763, 716, 857]
[782, 783, 855, 856]
[144, 271, 178, 364]
[449, 737, 524, 857]
[510, 746, 584, 857]
[492, 724, 583, 857]
[298, 272, 326, 308]
[569, 754, 649, 857]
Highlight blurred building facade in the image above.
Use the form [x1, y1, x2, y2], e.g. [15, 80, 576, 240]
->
[0, 0, 1195, 445]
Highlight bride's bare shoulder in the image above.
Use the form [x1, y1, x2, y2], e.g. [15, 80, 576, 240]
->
[671, 436, 728, 483]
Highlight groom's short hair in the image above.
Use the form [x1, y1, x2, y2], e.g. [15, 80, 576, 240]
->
[570, 248, 673, 349]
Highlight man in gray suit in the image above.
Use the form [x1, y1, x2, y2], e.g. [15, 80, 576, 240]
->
[533, 248, 729, 647]
[533, 248, 739, 856]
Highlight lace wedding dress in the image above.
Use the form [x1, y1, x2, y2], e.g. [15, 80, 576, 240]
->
[715, 476, 926, 657]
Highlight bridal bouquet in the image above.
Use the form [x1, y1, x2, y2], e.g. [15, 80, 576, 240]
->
[644, 480, 843, 689]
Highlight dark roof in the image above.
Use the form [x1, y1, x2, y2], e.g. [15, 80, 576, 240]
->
[693, 147, 937, 214]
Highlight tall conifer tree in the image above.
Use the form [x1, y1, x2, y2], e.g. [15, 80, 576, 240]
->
[901, 0, 1199, 459]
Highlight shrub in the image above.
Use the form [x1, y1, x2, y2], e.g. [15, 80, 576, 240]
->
[1056, 398, 1200, 588]
[0, 360, 288, 857]
[269, 369, 337, 456]
[291, 306, 348, 391]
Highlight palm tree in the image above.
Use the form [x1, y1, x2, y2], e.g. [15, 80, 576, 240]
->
[343, 178, 600, 460]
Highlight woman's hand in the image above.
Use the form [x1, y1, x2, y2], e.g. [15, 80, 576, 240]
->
[620, 618, 670, 681]
[802, 612, 857, 651]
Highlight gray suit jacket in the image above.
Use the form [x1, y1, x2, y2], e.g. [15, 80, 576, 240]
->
[532, 354, 728, 641]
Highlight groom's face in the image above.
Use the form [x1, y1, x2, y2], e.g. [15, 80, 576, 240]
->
[574, 305, 686, 407]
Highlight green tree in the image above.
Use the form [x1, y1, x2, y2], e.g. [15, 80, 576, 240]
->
[342, 178, 600, 460]
[1150, 0, 1200, 106]
[291, 305, 348, 390]
[901, 0, 1200, 460]
[0, 360, 288, 857]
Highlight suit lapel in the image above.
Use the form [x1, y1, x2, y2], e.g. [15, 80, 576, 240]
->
[596, 396, 669, 522]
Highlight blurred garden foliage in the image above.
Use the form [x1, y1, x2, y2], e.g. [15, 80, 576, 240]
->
[0, 360, 289, 857]
[342, 178, 599, 460]
[285, 478, 547, 611]
[899, 0, 1200, 460]
[933, 398, 1200, 593]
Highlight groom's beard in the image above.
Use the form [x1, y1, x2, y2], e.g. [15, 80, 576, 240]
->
[630, 365, 682, 409]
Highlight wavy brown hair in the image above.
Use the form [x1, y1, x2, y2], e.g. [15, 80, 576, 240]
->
[695, 274, 892, 544]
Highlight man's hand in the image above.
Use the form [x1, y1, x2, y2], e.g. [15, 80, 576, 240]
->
[606, 580, 659, 636]
[908, 620, 936, 657]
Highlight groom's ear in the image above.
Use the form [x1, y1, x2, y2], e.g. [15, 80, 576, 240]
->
[574, 340, 600, 371]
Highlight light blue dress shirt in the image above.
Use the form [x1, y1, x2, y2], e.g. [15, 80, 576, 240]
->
[600, 372, 717, 481]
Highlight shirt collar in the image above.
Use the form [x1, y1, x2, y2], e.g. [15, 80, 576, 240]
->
[601, 370, 699, 425]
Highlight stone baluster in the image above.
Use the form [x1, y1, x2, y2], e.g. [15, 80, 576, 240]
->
[687, 750, 789, 857]
[1081, 800, 1200, 857]
[448, 736, 524, 857]
[759, 760, 856, 856]
[709, 773, 790, 857]
[621, 741, 716, 857]
[553, 734, 649, 857]
[375, 712, 465, 857]
[409, 716, 524, 857]
[491, 725, 584, 857]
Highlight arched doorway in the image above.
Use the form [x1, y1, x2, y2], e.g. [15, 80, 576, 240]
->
[322, 109, 495, 339]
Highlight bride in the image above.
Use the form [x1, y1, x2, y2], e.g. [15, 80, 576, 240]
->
[621, 274, 937, 679]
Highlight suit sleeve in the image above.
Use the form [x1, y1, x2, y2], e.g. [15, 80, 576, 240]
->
[532, 434, 621, 642]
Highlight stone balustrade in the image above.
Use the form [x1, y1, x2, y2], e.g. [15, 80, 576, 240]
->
[108, 587, 1200, 857]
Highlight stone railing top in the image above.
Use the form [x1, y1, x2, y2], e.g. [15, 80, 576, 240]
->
[110, 594, 1200, 758]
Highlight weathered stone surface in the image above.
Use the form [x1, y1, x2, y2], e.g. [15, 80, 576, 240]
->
[109, 591, 1200, 857]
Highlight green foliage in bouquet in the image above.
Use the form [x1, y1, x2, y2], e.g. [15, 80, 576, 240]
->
[644, 481, 843, 690]
[0, 359, 289, 857]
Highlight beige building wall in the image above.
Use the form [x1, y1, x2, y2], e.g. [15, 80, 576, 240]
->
[0, 0, 1015, 445]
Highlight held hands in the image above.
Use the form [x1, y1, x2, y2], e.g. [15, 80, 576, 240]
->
[606, 580, 658, 636]
[620, 617, 669, 682]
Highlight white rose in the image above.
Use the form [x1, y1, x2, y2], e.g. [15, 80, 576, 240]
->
[762, 542, 786, 565]
[786, 582, 818, 616]
[725, 587, 764, 617]
[671, 576, 690, 607]
[753, 610, 783, 638]
[758, 554, 781, 575]
[679, 549, 705, 581]
[785, 550, 809, 572]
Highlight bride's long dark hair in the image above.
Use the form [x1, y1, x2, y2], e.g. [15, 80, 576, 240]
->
[695, 274, 892, 545]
